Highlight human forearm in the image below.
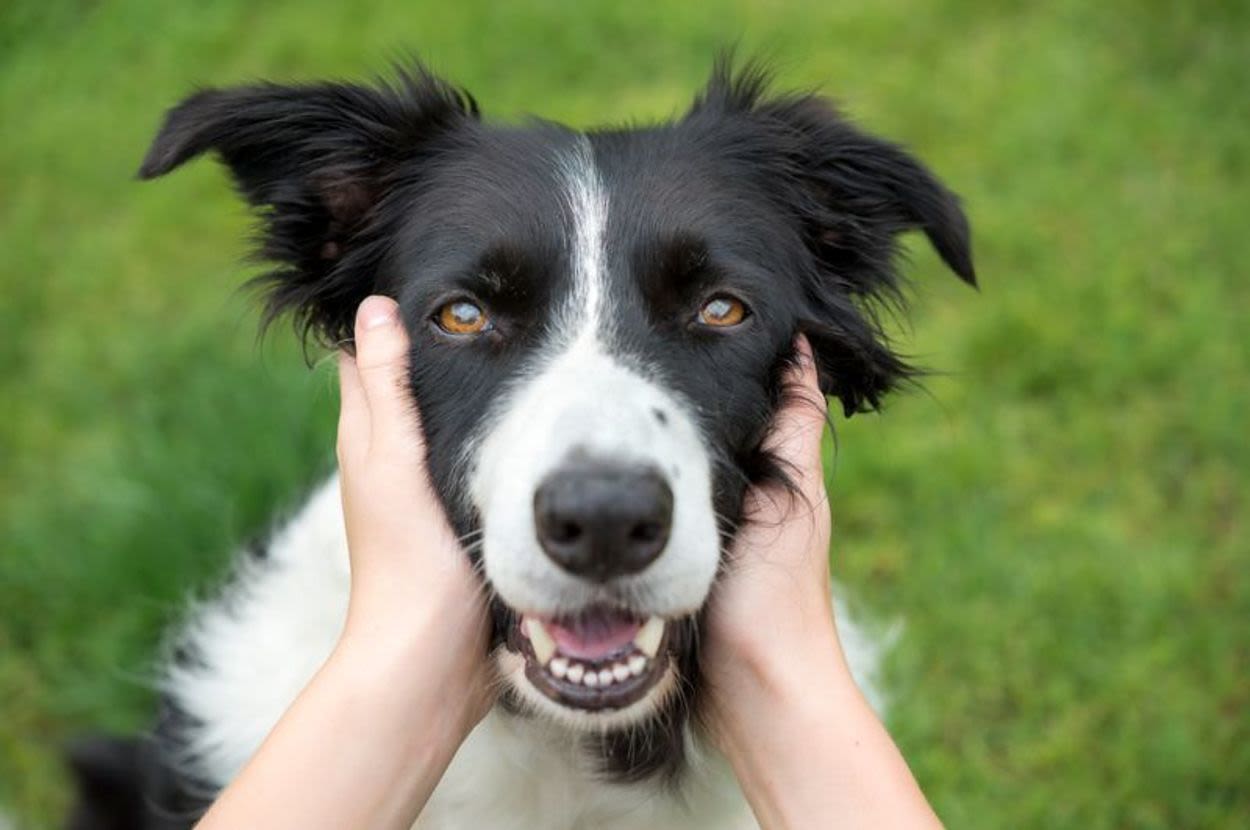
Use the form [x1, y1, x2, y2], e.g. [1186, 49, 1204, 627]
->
[196, 619, 479, 830]
[715, 629, 942, 830]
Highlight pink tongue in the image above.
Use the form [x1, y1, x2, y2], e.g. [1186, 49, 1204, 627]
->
[545, 613, 641, 660]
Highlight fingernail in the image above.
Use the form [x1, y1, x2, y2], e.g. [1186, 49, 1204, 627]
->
[794, 335, 814, 366]
[358, 296, 397, 330]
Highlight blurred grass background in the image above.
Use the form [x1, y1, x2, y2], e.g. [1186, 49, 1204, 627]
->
[2, 0, 1247, 827]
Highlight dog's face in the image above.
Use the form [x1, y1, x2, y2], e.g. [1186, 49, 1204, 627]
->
[141, 61, 973, 777]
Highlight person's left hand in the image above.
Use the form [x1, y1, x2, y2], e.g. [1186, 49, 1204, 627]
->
[194, 297, 496, 829]
[335, 295, 495, 729]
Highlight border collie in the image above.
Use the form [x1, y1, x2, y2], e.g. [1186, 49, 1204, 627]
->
[67, 56, 974, 829]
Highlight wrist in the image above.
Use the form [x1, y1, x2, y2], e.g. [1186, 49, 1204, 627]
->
[334, 600, 493, 742]
[708, 618, 859, 756]
[710, 635, 906, 830]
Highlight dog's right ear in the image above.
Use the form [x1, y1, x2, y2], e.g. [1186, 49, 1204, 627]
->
[140, 64, 478, 346]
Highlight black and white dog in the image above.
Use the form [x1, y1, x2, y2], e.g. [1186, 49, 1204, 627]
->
[68, 57, 974, 829]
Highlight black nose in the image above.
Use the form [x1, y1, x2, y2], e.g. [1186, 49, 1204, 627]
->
[534, 462, 673, 582]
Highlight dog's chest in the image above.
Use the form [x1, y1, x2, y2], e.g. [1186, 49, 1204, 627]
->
[417, 714, 753, 830]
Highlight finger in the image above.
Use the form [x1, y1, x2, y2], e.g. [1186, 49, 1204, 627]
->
[336, 351, 370, 463]
[352, 296, 424, 455]
[763, 335, 828, 490]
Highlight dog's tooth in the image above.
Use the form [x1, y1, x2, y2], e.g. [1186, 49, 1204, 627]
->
[633, 615, 665, 659]
[584, 670, 600, 688]
[598, 668, 614, 686]
[550, 657, 569, 679]
[628, 655, 647, 676]
[612, 663, 630, 682]
[566, 663, 585, 683]
[527, 618, 556, 665]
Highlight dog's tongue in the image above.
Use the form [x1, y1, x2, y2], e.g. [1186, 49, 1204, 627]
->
[545, 610, 640, 660]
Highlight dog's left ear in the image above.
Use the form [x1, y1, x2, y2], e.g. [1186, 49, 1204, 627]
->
[139, 64, 479, 346]
[781, 100, 977, 415]
[691, 61, 976, 415]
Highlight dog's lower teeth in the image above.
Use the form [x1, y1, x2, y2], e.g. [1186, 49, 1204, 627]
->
[528, 616, 665, 692]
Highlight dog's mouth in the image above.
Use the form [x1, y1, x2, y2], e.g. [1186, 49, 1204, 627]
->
[507, 605, 672, 712]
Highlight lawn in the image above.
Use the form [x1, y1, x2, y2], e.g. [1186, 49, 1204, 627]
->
[2, 1, 1247, 827]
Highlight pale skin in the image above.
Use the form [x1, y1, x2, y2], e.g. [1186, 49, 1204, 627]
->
[196, 295, 942, 830]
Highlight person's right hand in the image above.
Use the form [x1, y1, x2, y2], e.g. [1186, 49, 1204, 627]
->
[700, 335, 943, 830]
[702, 335, 846, 731]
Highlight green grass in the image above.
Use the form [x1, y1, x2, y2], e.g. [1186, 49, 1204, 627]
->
[2, 1, 1247, 826]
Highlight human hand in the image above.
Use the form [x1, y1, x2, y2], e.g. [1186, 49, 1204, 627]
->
[699, 337, 942, 829]
[703, 335, 848, 741]
[334, 295, 495, 729]
[197, 298, 498, 829]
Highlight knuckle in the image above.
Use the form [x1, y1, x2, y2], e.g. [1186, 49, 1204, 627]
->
[355, 350, 402, 375]
[355, 329, 409, 369]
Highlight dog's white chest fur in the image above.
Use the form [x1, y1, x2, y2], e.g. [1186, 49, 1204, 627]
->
[415, 715, 752, 829]
[165, 477, 883, 829]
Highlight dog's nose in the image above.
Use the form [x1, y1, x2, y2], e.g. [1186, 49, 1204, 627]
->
[534, 462, 673, 582]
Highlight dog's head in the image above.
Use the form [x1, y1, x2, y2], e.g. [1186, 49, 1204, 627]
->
[141, 58, 973, 778]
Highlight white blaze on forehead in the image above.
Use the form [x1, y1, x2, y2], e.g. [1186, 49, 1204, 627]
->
[559, 136, 609, 343]
[469, 137, 720, 622]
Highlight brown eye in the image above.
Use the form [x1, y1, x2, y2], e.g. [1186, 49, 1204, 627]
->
[436, 300, 490, 335]
[698, 295, 748, 328]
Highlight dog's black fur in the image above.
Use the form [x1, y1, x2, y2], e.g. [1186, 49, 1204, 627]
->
[70, 56, 973, 827]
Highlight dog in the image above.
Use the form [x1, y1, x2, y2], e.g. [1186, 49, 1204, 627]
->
[67, 56, 974, 829]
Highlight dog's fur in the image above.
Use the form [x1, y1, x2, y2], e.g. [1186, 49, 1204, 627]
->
[68, 57, 973, 829]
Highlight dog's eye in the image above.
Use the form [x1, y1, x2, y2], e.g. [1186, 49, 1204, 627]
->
[435, 300, 491, 336]
[697, 295, 748, 328]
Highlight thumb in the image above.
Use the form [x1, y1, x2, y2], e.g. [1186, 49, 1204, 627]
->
[352, 296, 423, 455]
[763, 335, 828, 493]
